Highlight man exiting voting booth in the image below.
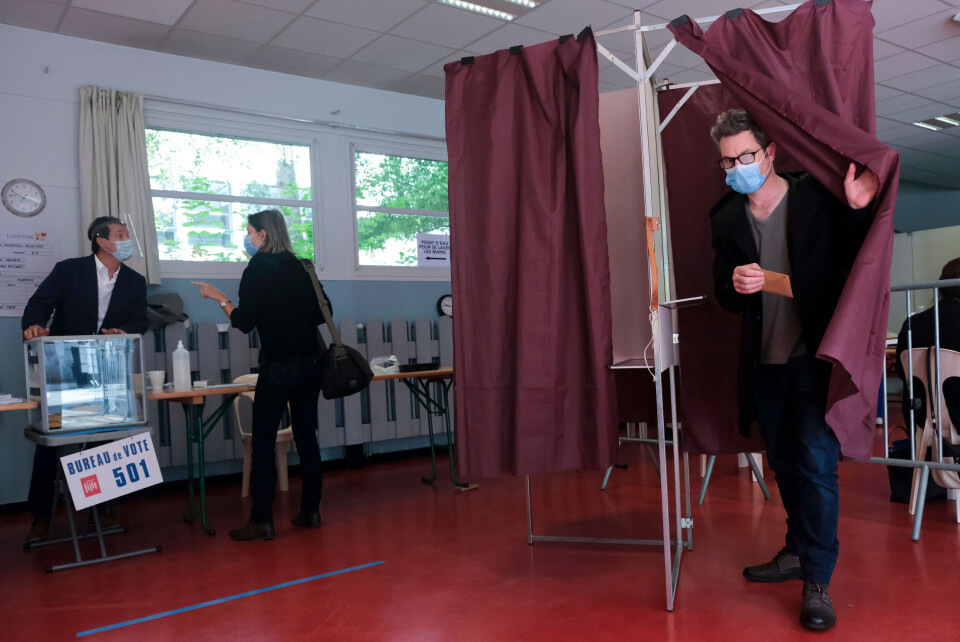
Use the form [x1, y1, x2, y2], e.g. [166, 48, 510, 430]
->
[709, 109, 877, 631]
[21, 216, 149, 544]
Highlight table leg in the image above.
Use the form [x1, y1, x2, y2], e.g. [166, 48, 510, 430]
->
[182, 404, 196, 525]
[439, 380, 475, 490]
[196, 416, 214, 536]
[422, 398, 439, 484]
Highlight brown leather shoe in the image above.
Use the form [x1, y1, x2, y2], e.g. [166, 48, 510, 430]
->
[743, 548, 803, 582]
[25, 520, 51, 545]
[801, 581, 836, 631]
[229, 521, 275, 541]
[291, 512, 322, 529]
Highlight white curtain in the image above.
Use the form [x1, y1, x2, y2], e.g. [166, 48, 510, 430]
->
[78, 85, 161, 284]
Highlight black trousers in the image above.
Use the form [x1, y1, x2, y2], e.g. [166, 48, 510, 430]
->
[28, 445, 58, 521]
[250, 359, 323, 525]
[755, 354, 841, 585]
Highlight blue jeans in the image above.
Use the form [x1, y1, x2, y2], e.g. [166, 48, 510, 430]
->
[755, 354, 841, 585]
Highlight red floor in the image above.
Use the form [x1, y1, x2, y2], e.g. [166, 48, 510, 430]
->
[2, 427, 959, 641]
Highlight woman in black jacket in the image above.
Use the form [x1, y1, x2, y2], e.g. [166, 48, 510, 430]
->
[193, 209, 327, 541]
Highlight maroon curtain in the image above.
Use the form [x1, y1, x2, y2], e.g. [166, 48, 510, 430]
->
[669, 0, 900, 459]
[659, 83, 766, 455]
[444, 31, 617, 478]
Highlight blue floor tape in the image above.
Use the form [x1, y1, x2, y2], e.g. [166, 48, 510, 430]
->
[76, 560, 385, 637]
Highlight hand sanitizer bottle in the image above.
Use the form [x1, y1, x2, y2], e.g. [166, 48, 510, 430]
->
[173, 340, 191, 392]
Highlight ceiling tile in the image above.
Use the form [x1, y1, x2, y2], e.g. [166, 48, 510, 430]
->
[465, 23, 558, 55]
[661, 67, 716, 85]
[321, 60, 412, 89]
[874, 9, 960, 48]
[162, 28, 261, 64]
[875, 116, 906, 132]
[246, 45, 343, 78]
[885, 101, 958, 123]
[914, 77, 960, 101]
[898, 164, 960, 188]
[389, 73, 445, 100]
[420, 50, 474, 78]
[71, 0, 192, 26]
[872, 38, 907, 61]
[874, 51, 941, 81]
[351, 34, 454, 73]
[871, 0, 951, 33]
[599, 65, 637, 87]
[877, 93, 940, 117]
[306, 0, 427, 32]
[0, 0, 63, 31]
[179, 0, 294, 43]
[272, 16, 381, 57]
[916, 35, 960, 63]
[515, 0, 631, 36]
[882, 63, 960, 93]
[877, 123, 926, 143]
[874, 85, 905, 101]
[242, 0, 315, 12]
[59, 8, 170, 49]
[912, 136, 960, 160]
[392, 3, 502, 49]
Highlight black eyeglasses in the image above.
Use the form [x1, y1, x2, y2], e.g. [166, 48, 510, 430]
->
[718, 147, 766, 170]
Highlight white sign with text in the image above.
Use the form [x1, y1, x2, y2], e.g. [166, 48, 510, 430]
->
[0, 222, 60, 316]
[60, 432, 162, 510]
[416, 233, 450, 267]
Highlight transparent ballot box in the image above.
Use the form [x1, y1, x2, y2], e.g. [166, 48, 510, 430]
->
[24, 335, 147, 433]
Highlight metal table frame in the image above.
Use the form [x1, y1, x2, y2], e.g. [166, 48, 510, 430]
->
[149, 384, 254, 535]
[372, 368, 476, 491]
[23, 425, 162, 572]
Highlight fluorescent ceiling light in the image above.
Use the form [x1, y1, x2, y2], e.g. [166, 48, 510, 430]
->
[913, 121, 941, 131]
[438, 0, 515, 20]
[505, 0, 539, 7]
[934, 116, 960, 126]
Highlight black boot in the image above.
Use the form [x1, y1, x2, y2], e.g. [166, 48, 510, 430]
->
[800, 581, 836, 631]
[743, 547, 803, 583]
[291, 512, 322, 529]
[229, 521, 275, 541]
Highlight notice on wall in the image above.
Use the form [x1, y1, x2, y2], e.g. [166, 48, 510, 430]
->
[60, 432, 163, 511]
[416, 233, 450, 267]
[0, 222, 60, 317]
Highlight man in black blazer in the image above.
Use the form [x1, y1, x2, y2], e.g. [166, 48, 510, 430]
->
[708, 109, 877, 631]
[21, 216, 149, 543]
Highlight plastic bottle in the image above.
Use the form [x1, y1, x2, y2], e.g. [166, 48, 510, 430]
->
[172, 340, 191, 392]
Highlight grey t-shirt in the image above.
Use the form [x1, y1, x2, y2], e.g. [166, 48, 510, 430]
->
[747, 195, 806, 364]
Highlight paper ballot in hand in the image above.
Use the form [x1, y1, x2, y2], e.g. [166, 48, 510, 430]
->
[760, 269, 793, 298]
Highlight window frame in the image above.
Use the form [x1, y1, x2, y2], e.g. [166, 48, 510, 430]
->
[350, 140, 451, 279]
[144, 108, 322, 279]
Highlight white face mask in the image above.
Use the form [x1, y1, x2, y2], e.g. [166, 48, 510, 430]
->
[110, 239, 134, 261]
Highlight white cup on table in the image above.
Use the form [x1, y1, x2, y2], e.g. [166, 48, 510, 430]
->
[148, 370, 166, 391]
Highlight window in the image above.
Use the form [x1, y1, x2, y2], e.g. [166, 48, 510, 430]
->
[354, 151, 449, 267]
[146, 129, 314, 263]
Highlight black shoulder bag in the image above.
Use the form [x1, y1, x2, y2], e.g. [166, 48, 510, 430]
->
[300, 260, 373, 399]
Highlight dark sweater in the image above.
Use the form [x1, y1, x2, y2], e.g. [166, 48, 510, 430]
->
[895, 297, 960, 428]
[230, 251, 328, 364]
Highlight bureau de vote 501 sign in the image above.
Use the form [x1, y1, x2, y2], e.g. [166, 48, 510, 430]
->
[60, 433, 163, 511]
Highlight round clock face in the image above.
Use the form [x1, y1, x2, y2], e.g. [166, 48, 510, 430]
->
[437, 294, 453, 317]
[2, 179, 46, 217]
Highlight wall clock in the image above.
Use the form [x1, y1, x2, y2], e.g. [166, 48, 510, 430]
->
[437, 294, 452, 317]
[2, 178, 46, 217]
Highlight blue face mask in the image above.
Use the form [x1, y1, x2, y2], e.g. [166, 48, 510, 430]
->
[243, 235, 259, 256]
[724, 149, 770, 194]
[110, 239, 133, 262]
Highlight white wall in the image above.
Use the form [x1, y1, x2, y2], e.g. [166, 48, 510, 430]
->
[889, 225, 960, 334]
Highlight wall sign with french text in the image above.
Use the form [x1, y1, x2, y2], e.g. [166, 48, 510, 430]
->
[60, 433, 162, 510]
[416, 233, 450, 267]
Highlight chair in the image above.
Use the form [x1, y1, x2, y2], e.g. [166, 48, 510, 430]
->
[232, 374, 294, 498]
[901, 349, 960, 526]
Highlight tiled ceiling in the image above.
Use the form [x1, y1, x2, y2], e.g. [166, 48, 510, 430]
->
[2, 0, 960, 188]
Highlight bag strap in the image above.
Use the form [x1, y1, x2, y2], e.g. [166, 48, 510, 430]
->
[299, 259, 343, 349]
